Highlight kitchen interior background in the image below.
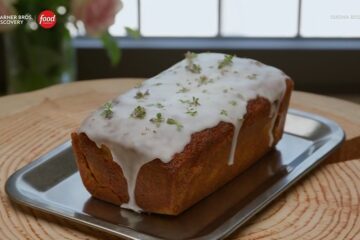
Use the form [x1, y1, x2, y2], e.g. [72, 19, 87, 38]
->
[0, 0, 359, 102]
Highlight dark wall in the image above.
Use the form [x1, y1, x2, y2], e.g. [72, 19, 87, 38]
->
[0, 36, 5, 94]
[1, 35, 360, 95]
[77, 48, 360, 94]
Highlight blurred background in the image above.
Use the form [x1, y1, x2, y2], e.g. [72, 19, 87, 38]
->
[0, 0, 359, 102]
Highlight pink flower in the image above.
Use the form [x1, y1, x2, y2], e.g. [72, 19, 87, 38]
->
[0, 0, 17, 31]
[71, 0, 122, 36]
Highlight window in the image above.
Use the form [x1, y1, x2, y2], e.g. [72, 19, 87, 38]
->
[109, 0, 138, 36]
[301, 0, 360, 37]
[141, 0, 218, 37]
[109, 0, 360, 38]
[221, 0, 299, 37]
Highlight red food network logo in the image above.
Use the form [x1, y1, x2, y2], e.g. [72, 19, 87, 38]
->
[37, 10, 56, 29]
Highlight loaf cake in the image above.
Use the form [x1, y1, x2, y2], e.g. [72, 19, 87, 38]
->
[71, 52, 293, 215]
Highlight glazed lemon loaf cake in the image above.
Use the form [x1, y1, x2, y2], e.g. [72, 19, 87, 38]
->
[71, 52, 293, 215]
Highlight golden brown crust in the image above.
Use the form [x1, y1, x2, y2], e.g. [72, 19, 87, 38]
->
[72, 79, 293, 215]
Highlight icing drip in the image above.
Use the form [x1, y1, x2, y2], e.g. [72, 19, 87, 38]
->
[110, 147, 146, 212]
[79, 53, 287, 212]
[228, 120, 242, 165]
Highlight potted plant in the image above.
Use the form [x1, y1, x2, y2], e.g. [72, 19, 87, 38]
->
[0, 0, 125, 93]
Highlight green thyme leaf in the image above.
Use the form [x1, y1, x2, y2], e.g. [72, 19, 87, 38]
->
[247, 73, 257, 80]
[186, 109, 197, 116]
[101, 101, 113, 119]
[177, 86, 190, 93]
[186, 63, 201, 74]
[197, 75, 213, 86]
[185, 51, 201, 73]
[166, 118, 183, 131]
[130, 106, 146, 119]
[179, 96, 200, 107]
[150, 113, 164, 127]
[185, 51, 197, 60]
[179, 99, 191, 104]
[229, 100, 237, 106]
[156, 103, 164, 108]
[220, 109, 228, 116]
[134, 90, 150, 99]
[191, 97, 200, 106]
[218, 54, 234, 69]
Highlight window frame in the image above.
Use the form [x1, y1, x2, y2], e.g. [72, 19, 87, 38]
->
[74, 37, 360, 51]
[112, 0, 360, 38]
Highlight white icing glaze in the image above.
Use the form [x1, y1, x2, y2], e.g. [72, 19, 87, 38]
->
[79, 53, 287, 212]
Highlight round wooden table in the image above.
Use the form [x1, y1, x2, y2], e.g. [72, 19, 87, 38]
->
[0, 79, 359, 240]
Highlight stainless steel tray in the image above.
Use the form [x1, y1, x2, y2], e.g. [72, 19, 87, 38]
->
[5, 109, 344, 240]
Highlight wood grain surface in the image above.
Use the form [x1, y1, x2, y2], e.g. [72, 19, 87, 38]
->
[0, 79, 359, 240]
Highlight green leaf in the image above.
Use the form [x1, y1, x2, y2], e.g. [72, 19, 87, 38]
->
[101, 101, 113, 119]
[125, 27, 141, 39]
[100, 31, 121, 66]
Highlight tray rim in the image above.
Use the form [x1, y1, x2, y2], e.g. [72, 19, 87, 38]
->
[5, 109, 345, 240]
